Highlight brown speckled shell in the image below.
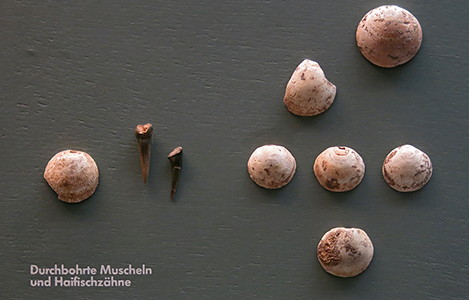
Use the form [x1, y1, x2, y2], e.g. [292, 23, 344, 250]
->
[44, 150, 99, 203]
[313, 146, 365, 192]
[356, 5, 422, 68]
[284, 59, 336, 116]
[382, 144, 432, 192]
[247, 145, 296, 189]
[317, 227, 374, 278]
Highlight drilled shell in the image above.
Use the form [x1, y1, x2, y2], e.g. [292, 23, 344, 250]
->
[356, 5, 422, 68]
[317, 227, 374, 278]
[313, 146, 365, 192]
[247, 145, 296, 189]
[44, 150, 99, 203]
[382, 144, 432, 192]
[284, 59, 336, 116]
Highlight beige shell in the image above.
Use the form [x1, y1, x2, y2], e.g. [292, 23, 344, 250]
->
[44, 150, 99, 203]
[247, 145, 296, 189]
[356, 5, 422, 68]
[283, 59, 336, 116]
[382, 144, 432, 192]
[313, 146, 365, 192]
[317, 227, 374, 278]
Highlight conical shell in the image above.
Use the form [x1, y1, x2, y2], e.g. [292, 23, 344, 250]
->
[284, 59, 336, 116]
[317, 227, 374, 278]
[313, 146, 365, 192]
[356, 5, 422, 68]
[247, 145, 296, 189]
[382, 144, 432, 192]
[44, 150, 99, 203]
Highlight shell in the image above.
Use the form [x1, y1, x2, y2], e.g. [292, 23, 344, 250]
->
[317, 227, 374, 278]
[356, 5, 422, 68]
[284, 59, 336, 116]
[44, 150, 99, 203]
[382, 144, 432, 192]
[247, 145, 296, 189]
[313, 146, 365, 192]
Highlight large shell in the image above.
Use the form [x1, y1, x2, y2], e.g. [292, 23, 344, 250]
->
[44, 150, 99, 203]
[382, 144, 432, 192]
[317, 227, 374, 278]
[313, 146, 365, 192]
[283, 59, 336, 116]
[356, 5, 422, 68]
[247, 145, 296, 189]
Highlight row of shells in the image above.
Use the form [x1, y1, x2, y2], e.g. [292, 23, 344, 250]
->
[247, 144, 432, 192]
[248, 143, 432, 278]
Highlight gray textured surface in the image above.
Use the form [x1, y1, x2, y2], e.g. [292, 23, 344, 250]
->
[1, 0, 468, 299]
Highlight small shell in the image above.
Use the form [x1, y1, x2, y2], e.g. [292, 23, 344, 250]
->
[313, 146, 365, 192]
[284, 59, 336, 116]
[44, 150, 99, 203]
[382, 144, 432, 192]
[317, 227, 374, 278]
[247, 145, 296, 189]
[356, 5, 423, 68]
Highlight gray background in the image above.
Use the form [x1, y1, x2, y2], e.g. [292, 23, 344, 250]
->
[1, 0, 468, 299]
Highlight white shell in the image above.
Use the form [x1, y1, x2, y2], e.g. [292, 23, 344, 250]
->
[44, 150, 99, 203]
[382, 144, 432, 192]
[317, 227, 374, 278]
[313, 146, 365, 192]
[356, 5, 423, 68]
[284, 59, 336, 116]
[247, 145, 296, 189]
